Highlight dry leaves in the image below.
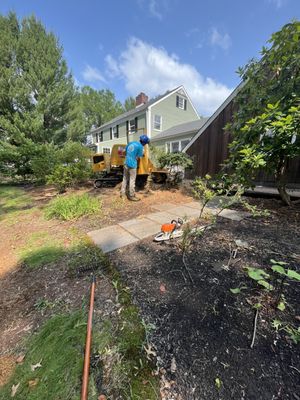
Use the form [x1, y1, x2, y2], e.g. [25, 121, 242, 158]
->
[160, 283, 166, 293]
[30, 360, 42, 372]
[15, 354, 25, 364]
[28, 378, 39, 387]
[11, 382, 20, 397]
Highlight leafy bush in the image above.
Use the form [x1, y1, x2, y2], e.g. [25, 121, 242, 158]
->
[45, 193, 101, 220]
[157, 151, 193, 169]
[47, 141, 91, 192]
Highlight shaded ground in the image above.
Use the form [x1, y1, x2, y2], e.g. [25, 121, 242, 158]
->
[0, 183, 191, 397]
[110, 198, 300, 399]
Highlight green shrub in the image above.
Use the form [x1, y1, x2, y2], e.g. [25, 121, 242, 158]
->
[45, 193, 101, 220]
[158, 151, 193, 169]
[47, 142, 91, 192]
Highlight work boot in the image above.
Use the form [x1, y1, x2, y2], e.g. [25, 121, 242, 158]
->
[128, 195, 140, 202]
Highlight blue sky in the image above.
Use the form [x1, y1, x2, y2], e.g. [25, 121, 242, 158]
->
[1, 0, 299, 115]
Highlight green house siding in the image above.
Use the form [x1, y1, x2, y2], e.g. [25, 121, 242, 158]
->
[150, 92, 198, 138]
[93, 113, 147, 153]
[153, 133, 194, 152]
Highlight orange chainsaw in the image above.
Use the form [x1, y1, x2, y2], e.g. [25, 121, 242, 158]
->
[154, 218, 184, 242]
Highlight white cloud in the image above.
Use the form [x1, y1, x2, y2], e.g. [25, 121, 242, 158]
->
[82, 64, 106, 83]
[267, 0, 287, 8]
[149, 0, 162, 20]
[105, 54, 120, 77]
[210, 28, 232, 50]
[137, 0, 165, 20]
[105, 37, 232, 115]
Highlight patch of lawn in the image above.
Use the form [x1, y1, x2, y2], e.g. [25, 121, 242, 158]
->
[45, 193, 102, 221]
[0, 186, 33, 217]
[21, 246, 66, 268]
[19, 231, 65, 268]
[0, 311, 87, 400]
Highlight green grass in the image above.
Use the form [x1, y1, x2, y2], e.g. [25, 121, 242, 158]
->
[0, 311, 87, 400]
[21, 246, 66, 268]
[0, 186, 33, 217]
[45, 193, 102, 221]
[19, 231, 65, 268]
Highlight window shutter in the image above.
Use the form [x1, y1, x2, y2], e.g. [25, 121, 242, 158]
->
[110, 127, 112, 140]
[184, 99, 187, 110]
[100, 131, 103, 142]
[126, 121, 129, 132]
[176, 95, 179, 107]
[135, 117, 138, 130]
[116, 125, 119, 138]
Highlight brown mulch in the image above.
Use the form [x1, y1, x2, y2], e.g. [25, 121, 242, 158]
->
[109, 197, 300, 399]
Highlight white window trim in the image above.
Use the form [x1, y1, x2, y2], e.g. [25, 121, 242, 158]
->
[177, 96, 186, 110]
[153, 114, 162, 131]
[102, 147, 111, 154]
[112, 126, 118, 139]
[129, 119, 136, 133]
[165, 139, 190, 153]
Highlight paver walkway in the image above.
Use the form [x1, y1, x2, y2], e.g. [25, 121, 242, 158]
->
[88, 201, 251, 253]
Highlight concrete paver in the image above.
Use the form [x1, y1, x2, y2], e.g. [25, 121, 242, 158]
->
[218, 209, 252, 221]
[119, 218, 161, 240]
[184, 201, 201, 210]
[151, 202, 179, 212]
[88, 199, 252, 253]
[168, 205, 200, 219]
[145, 210, 179, 224]
[87, 225, 138, 253]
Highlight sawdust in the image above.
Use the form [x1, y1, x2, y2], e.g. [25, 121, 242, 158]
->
[0, 355, 15, 386]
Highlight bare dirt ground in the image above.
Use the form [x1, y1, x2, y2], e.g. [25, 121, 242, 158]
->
[0, 183, 192, 389]
[109, 197, 300, 399]
[1, 184, 299, 399]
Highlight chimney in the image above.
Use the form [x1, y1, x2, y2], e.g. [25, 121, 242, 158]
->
[135, 92, 148, 107]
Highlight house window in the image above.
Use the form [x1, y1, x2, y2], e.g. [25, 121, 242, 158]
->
[129, 118, 137, 133]
[102, 147, 111, 154]
[171, 141, 180, 152]
[176, 95, 187, 110]
[96, 131, 103, 142]
[112, 125, 119, 139]
[154, 115, 162, 130]
[181, 139, 190, 150]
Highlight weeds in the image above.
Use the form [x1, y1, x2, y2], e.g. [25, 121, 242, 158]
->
[230, 259, 300, 346]
[45, 193, 102, 220]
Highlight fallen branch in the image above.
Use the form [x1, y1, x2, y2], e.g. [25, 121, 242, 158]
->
[250, 308, 259, 349]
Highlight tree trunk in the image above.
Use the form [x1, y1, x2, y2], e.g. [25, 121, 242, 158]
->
[275, 158, 291, 206]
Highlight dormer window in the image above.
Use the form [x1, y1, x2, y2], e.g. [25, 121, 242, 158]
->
[176, 95, 187, 110]
[154, 115, 162, 130]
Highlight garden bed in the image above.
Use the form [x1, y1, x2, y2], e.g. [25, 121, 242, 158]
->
[110, 197, 300, 399]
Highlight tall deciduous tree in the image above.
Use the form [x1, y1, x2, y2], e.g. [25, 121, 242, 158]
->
[226, 21, 300, 205]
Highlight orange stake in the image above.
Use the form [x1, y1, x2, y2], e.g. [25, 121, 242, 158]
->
[81, 276, 96, 400]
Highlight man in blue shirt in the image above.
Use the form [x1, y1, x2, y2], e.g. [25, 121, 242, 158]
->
[120, 135, 150, 201]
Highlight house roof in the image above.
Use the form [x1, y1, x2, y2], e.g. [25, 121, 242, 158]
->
[151, 118, 209, 142]
[90, 86, 182, 134]
[182, 81, 246, 152]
